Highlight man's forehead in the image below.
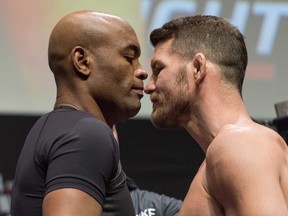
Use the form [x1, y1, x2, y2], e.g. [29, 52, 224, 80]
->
[154, 39, 174, 54]
[152, 41, 175, 58]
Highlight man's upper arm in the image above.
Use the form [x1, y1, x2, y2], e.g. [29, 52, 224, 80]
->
[43, 188, 102, 216]
[206, 134, 288, 216]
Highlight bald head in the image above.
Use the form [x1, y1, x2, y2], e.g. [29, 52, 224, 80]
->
[48, 10, 132, 74]
[48, 10, 144, 123]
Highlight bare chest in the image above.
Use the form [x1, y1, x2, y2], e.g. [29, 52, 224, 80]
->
[179, 162, 225, 216]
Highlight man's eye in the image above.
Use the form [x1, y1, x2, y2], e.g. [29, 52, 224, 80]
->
[153, 66, 163, 75]
[125, 56, 135, 63]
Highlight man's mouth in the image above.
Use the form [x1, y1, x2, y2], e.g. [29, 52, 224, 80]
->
[132, 87, 144, 98]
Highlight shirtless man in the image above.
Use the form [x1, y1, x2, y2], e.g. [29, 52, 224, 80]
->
[144, 15, 288, 216]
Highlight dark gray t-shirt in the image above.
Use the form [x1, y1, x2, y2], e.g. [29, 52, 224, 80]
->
[11, 106, 134, 216]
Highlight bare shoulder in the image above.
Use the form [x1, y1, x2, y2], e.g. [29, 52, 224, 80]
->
[206, 121, 287, 166]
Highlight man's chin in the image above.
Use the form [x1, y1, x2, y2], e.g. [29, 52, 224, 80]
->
[150, 112, 166, 129]
[150, 111, 180, 129]
[127, 105, 141, 118]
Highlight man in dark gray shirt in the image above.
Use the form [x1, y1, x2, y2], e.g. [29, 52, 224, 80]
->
[11, 10, 148, 216]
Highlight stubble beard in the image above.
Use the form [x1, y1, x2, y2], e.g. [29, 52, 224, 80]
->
[151, 66, 190, 129]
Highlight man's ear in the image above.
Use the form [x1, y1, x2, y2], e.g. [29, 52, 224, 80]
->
[192, 53, 207, 85]
[71, 46, 90, 78]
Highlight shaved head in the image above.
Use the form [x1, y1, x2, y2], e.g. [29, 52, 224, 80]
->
[46, 10, 144, 124]
[48, 10, 132, 75]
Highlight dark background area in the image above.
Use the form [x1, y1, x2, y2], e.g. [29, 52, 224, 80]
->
[117, 119, 204, 200]
[0, 115, 40, 180]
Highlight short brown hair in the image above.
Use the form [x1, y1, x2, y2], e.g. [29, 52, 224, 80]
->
[150, 15, 248, 94]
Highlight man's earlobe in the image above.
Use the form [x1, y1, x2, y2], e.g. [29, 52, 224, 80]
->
[72, 46, 90, 78]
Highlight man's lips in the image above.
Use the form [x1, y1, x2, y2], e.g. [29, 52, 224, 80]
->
[132, 86, 144, 97]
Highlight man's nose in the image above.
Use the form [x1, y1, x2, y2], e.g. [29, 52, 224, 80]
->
[135, 68, 148, 80]
[144, 77, 155, 94]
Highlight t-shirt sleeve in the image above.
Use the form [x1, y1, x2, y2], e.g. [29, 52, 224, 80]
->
[44, 118, 119, 207]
